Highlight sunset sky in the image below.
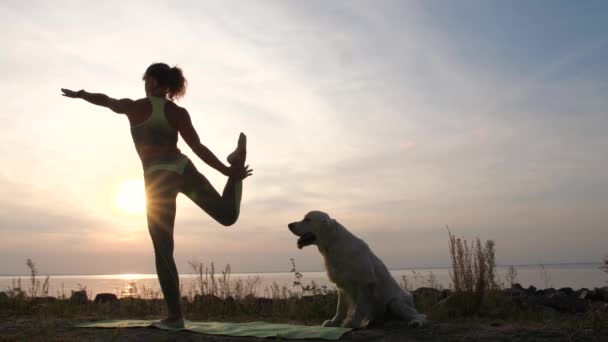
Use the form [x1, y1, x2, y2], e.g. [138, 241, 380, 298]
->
[1, 0, 607, 275]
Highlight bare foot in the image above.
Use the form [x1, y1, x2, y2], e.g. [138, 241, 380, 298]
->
[227, 132, 247, 166]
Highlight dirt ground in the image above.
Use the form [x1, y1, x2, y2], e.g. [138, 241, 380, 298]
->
[0, 317, 604, 342]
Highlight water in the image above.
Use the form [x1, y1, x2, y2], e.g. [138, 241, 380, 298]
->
[1, 263, 605, 299]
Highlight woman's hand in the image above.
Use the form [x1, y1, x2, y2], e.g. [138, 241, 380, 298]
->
[61, 88, 84, 98]
[227, 164, 253, 180]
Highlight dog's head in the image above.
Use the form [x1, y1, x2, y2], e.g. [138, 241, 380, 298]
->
[287, 211, 336, 249]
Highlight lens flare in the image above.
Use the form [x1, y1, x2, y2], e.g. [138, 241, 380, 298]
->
[114, 179, 146, 214]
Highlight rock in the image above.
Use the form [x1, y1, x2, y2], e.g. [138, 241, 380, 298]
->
[441, 289, 453, 299]
[512, 283, 524, 291]
[414, 287, 441, 296]
[598, 286, 608, 302]
[69, 290, 88, 304]
[94, 293, 118, 304]
[414, 287, 442, 299]
[413, 287, 444, 307]
[575, 289, 591, 300]
[255, 298, 273, 312]
[589, 302, 608, 312]
[504, 286, 526, 297]
[193, 294, 222, 305]
[537, 288, 556, 296]
[30, 296, 58, 305]
[224, 296, 236, 306]
[545, 292, 588, 313]
[548, 291, 567, 300]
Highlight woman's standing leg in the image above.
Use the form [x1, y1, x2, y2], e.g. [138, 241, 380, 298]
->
[145, 171, 182, 323]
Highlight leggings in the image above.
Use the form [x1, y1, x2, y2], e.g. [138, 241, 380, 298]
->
[144, 160, 242, 317]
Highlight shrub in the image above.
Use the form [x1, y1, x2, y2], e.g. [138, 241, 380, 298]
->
[445, 227, 498, 315]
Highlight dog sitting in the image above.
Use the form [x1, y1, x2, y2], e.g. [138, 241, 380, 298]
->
[288, 210, 426, 329]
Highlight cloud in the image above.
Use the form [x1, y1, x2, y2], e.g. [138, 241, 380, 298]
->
[0, 1, 607, 274]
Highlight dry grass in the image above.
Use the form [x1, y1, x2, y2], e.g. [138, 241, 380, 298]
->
[399, 270, 443, 292]
[1, 258, 336, 324]
[505, 265, 518, 288]
[3, 250, 607, 337]
[186, 260, 262, 300]
[442, 227, 499, 316]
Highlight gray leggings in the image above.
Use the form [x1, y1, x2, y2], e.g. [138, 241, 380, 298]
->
[144, 160, 242, 317]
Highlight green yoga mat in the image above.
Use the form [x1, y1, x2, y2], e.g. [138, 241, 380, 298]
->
[74, 319, 352, 340]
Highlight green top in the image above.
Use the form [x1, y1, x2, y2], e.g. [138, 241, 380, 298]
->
[130, 96, 187, 174]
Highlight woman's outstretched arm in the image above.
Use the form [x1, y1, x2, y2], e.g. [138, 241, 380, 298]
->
[177, 108, 252, 179]
[61, 88, 135, 115]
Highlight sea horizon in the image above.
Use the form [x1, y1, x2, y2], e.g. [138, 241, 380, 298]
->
[2, 262, 605, 299]
[0, 261, 602, 278]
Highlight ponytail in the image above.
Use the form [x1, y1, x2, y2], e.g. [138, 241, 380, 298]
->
[142, 63, 188, 101]
[167, 66, 187, 100]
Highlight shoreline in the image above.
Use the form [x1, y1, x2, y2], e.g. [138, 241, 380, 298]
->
[1, 262, 603, 278]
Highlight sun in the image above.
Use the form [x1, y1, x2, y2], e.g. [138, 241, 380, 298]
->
[114, 179, 146, 214]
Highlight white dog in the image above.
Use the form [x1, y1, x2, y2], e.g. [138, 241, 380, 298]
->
[288, 211, 426, 329]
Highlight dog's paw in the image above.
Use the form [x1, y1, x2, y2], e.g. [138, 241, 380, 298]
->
[407, 317, 426, 328]
[342, 319, 365, 329]
[322, 320, 340, 327]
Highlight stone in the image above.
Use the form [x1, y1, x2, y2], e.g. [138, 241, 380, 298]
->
[575, 289, 591, 300]
[224, 296, 236, 305]
[526, 285, 537, 295]
[414, 287, 442, 299]
[537, 288, 556, 296]
[598, 286, 608, 302]
[557, 287, 574, 296]
[69, 290, 88, 304]
[548, 291, 567, 300]
[511, 283, 524, 291]
[255, 297, 273, 312]
[30, 296, 58, 305]
[193, 294, 222, 305]
[589, 302, 608, 312]
[504, 286, 526, 297]
[545, 293, 588, 313]
[94, 293, 118, 304]
[441, 289, 453, 299]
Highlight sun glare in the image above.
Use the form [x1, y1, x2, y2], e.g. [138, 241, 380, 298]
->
[114, 179, 146, 214]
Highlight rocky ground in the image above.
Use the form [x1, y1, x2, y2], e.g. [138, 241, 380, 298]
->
[0, 316, 605, 342]
[1, 284, 607, 341]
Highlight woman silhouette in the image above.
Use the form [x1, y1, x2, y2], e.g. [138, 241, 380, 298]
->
[62, 63, 252, 328]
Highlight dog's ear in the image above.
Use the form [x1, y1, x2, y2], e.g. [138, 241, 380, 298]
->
[327, 218, 338, 231]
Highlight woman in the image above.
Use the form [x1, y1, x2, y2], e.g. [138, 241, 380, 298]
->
[61, 63, 252, 328]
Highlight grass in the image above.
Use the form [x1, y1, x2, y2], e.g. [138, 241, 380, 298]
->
[1, 237, 607, 338]
[0, 258, 336, 325]
[438, 227, 498, 316]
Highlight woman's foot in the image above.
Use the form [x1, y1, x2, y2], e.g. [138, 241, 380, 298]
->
[151, 316, 185, 329]
[227, 132, 247, 166]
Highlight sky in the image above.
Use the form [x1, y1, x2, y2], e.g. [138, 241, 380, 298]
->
[0, 0, 607, 275]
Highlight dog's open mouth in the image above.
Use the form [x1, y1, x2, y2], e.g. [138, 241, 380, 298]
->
[297, 232, 316, 249]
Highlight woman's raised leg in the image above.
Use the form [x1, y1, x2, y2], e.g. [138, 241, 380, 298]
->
[181, 162, 242, 226]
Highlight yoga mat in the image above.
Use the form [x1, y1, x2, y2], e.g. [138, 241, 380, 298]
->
[74, 319, 352, 340]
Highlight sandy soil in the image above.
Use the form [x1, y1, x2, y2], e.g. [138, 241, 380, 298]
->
[0, 317, 603, 342]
